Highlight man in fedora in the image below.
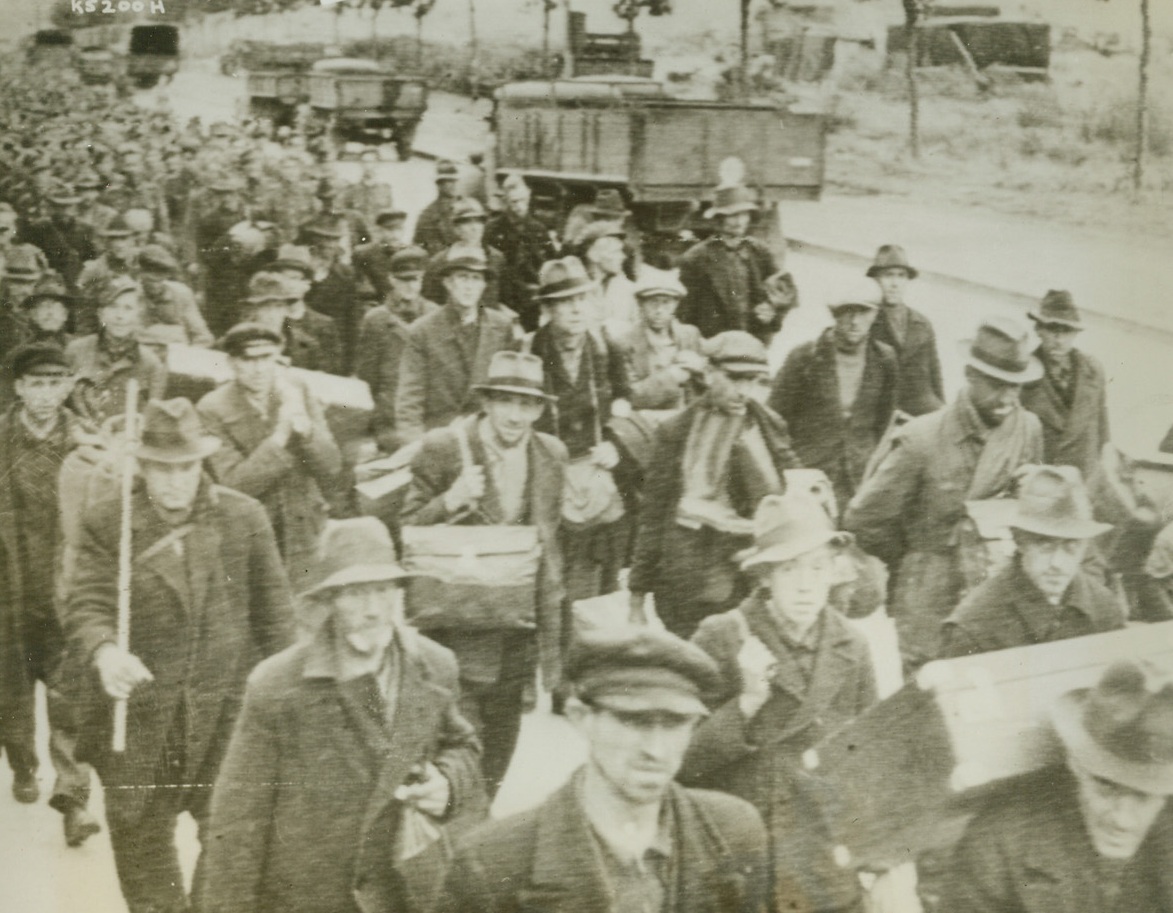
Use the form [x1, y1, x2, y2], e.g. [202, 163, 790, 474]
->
[682, 490, 877, 913]
[866, 243, 944, 417]
[624, 265, 706, 411]
[940, 465, 1123, 658]
[485, 174, 556, 332]
[769, 280, 899, 515]
[64, 397, 294, 913]
[202, 517, 485, 913]
[677, 183, 785, 344]
[629, 330, 801, 639]
[442, 626, 770, 913]
[396, 248, 518, 443]
[421, 196, 509, 314]
[138, 243, 214, 348]
[844, 315, 1044, 667]
[241, 270, 337, 375]
[356, 246, 440, 453]
[0, 343, 101, 846]
[1021, 290, 1111, 481]
[198, 323, 342, 595]
[402, 350, 567, 796]
[22, 273, 76, 350]
[413, 160, 463, 255]
[944, 661, 1173, 912]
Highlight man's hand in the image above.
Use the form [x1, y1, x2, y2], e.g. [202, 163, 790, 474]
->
[95, 643, 154, 701]
[396, 762, 451, 818]
[590, 441, 620, 470]
[752, 302, 776, 324]
[736, 634, 775, 719]
[443, 465, 485, 514]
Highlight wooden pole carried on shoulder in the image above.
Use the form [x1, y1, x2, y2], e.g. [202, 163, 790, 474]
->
[112, 378, 139, 755]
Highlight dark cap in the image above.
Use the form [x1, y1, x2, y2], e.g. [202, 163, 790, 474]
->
[1029, 289, 1083, 331]
[375, 208, 408, 227]
[139, 244, 179, 275]
[567, 627, 719, 716]
[435, 161, 459, 182]
[10, 342, 71, 380]
[389, 245, 428, 277]
[302, 219, 343, 241]
[221, 322, 284, 358]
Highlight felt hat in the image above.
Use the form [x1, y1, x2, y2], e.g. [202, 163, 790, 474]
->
[740, 490, 851, 570]
[302, 219, 343, 241]
[435, 161, 459, 182]
[374, 208, 408, 227]
[866, 244, 918, 279]
[245, 272, 300, 305]
[138, 244, 179, 275]
[1052, 661, 1173, 796]
[303, 517, 411, 598]
[472, 350, 555, 402]
[22, 272, 75, 309]
[1010, 464, 1112, 540]
[537, 256, 595, 301]
[707, 184, 759, 218]
[4, 246, 44, 279]
[135, 398, 221, 463]
[101, 213, 135, 238]
[703, 330, 769, 376]
[100, 275, 141, 308]
[578, 220, 626, 251]
[1029, 289, 1083, 331]
[965, 315, 1044, 384]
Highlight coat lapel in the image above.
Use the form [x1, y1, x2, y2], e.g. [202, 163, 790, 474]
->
[524, 779, 612, 913]
[219, 382, 274, 454]
[131, 490, 191, 613]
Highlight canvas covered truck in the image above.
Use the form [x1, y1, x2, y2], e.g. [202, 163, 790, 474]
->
[247, 69, 310, 127]
[307, 58, 428, 159]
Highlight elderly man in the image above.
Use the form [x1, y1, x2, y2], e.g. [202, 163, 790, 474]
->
[844, 315, 1045, 668]
[413, 161, 462, 254]
[197, 323, 342, 593]
[769, 280, 898, 514]
[941, 465, 1123, 658]
[624, 266, 706, 411]
[442, 627, 770, 913]
[65, 398, 294, 913]
[944, 661, 1173, 912]
[396, 248, 517, 443]
[421, 197, 509, 313]
[202, 518, 485, 913]
[485, 174, 554, 331]
[1021, 290, 1111, 481]
[402, 351, 566, 796]
[356, 246, 439, 453]
[629, 330, 801, 638]
[677, 183, 784, 345]
[866, 244, 944, 417]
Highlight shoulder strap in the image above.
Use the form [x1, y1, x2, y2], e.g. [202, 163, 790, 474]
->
[136, 523, 195, 565]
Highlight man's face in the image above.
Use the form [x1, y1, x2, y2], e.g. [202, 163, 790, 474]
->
[586, 235, 625, 277]
[706, 366, 767, 415]
[765, 543, 836, 636]
[545, 291, 591, 338]
[1070, 759, 1167, 859]
[28, 298, 69, 334]
[140, 458, 203, 512]
[570, 701, 699, 807]
[443, 268, 486, 310]
[245, 302, 290, 335]
[108, 236, 137, 262]
[504, 186, 530, 218]
[389, 272, 423, 305]
[875, 268, 910, 306]
[360, 154, 378, 180]
[967, 370, 1023, 427]
[100, 292, 142, 339]
[5, 276, 38, 307]
[436, 178, 457, 199]
[639, 294, 680, 333]
[330, 580, 403, 659]
[831, 304, 878, 350]
[378, 221, 406, 246]
[720, 211, 752, 239]
[1016, 530, 1087, 603]
[454, 218, 485, 247]
[141, 272, 168, 300]
[231, 347, 282, 396]
[1037, 323, 1080, 362]
[15, 373, 73, 422]
[0, 214, 16, 249]
[277, 269, 311, 302]
[483, 391, 545, 448]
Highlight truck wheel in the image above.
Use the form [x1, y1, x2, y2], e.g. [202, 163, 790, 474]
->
[394, 121, 419, 162]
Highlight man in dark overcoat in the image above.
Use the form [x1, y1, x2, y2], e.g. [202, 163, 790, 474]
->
[866, 244, 944, 416]
[412, 161, 461, 255]
[354, 208, 409, 300]
[943, 661, 1173, 913]
[484, 175, 555, 331]
[396, 249, 517, 443]
[441, 627, 770, 913]
[64, 398, 294, 913]
[769, 281, 898, 514]
[1021, 290, 1111, 481]
[401, 351, 566, 796]
[628, 331, 801, 638]
[201, 518, 485, 913]
[420, 197, 510, 314]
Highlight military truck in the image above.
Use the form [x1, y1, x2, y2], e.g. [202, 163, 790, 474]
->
[28, 29, 74, 68]
[247, 70, 309, 127]
[77, 46, 117, 85]
[127, 24, 179, 88]
[307, 58, 428, 159]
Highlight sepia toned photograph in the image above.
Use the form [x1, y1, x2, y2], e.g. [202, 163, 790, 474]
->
[0, 0, 1170, 911]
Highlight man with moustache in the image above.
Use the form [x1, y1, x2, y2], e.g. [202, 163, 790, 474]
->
[844, 315, 1045, 668]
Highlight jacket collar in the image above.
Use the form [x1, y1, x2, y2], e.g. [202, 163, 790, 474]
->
[1006, 560, 1095, 641]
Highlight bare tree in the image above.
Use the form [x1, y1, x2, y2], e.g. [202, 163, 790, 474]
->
[1134, 0, 1151, 192]
[902, 0, 928, 159]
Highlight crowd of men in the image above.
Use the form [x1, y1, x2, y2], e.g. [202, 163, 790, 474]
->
[0, 53, 1171, 913]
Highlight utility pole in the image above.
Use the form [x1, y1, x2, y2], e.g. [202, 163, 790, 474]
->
[1134, 0, 1151, 193]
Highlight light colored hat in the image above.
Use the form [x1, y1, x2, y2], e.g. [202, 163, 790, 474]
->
[707, 184, 759, 218]
[270, 244, 314, 277]
[827, 279, 882, 313]
[1052, 661, 1173, 796]
[1010, 464, 1112, 540]
[473, 350, 555, 402]
[246, 272, 300, 305]
[451, 197, 488, 223]
[135, 398, 221, 464]
[537, 256, 596, 301]
[703, 330, 769, 376]
[633, 266, 686, 300]
[965, 315, 1045, 384]
[303, 517, 412, 598]
[740, 490, 850, 570]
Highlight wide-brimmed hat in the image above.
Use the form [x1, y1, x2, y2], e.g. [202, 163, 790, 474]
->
[866, 244, 918, 279]
[74, 169, 104, 191]
[537, 256, 596, 301]
[302, 219, 343, 241]
[1029, 289, 1083, 331]
[451, 197, 487, 224]
[633, 266, 686, 300]
[827, 279, 882, 313]
[703, 330, 769, 376]
[1051, 662, 1173, 796]
[270, 244, 314, 278]
[437, 247, 489, 278]
[1010, 464, 1112, 540]
[590, 188, 629, 219]
[303, 517, 412, 598]
[578, 220, 626, 252]
[567, 627, 719, 717]
[707, 184, 759, 218]
[135, 398, 221, 463]
[473, 350, 556, 402]
[246, 272, 300, 305]
[22, 272, 75, 309]
[740, 490, 851, 570]
[965, 315, 1044, 384]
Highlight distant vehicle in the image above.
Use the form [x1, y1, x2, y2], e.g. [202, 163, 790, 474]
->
[491, 76, 825, 253]
[307, 58, 428, 159]
[78, 46, 117, 85]
[28, 29, 74, 67]
[221, 40, 334, 78]
[247, 70, 310, 127]
[127, 24, 179, 89]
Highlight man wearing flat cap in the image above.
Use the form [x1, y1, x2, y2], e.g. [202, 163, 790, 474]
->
[441, 626, 770, 913]
[485, 174, 556, 332]
[865, 243, 944, 417]
[421, 196, 510, 315]
[769, 280, 898, 514]
[403, 350, 567, 796]
[941, 464, 1123, 658]
[21, 180, 97, 293]
[239, 270, 335, 374]
[623, 266, 706, 411]
[268, 246, 344, 374]
[354, 208, 410, 301]
[413, 161, 463, 255]
[202, 518, 485, 913]
[1021, 290, 1111, 481]
[630, 330, 801, 638]
[197, 323, 342, 600]
[396, 247, 519, 443]
[64, 398, 294, 913]
[138, 243, 214, 347]
[356, 245, 440, 452]
[844, 315, 1044, 668]
[76, 213, 141, 335]
[944, 661, 1173, 912]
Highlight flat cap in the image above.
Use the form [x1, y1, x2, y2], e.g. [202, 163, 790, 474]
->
[10, 342, 70, 380]
[435, 161, 459, 181]
[221, 322, 283, 358]
[567, 627, 719, 716]
[703, 330, 769, 375]
[139, 244, 179, 274]
[375, 208, 408, 227]
[438, 246, 489, 277]
[100, 275, 141, 308]
[389, 245, 428, 277]
[246, 271, 300, 304]
[451, 197, 487, 223]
